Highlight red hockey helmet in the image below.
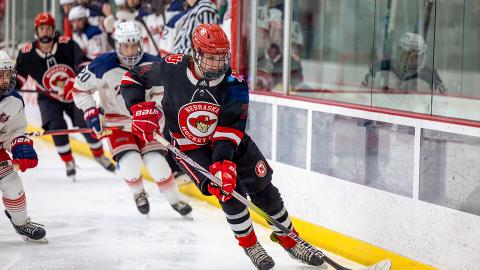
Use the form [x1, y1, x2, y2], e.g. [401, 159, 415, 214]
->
[34, 12, 55, 28]
[192, 24, 231, 80]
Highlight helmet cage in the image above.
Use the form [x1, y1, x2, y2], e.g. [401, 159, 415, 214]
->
[0, 67, 16, 96]
[115, 41, 144, 66]
[193, 49, 231, 81]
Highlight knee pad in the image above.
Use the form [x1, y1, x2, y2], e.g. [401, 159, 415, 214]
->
[143, 152, 171, 181]
[250, 183, 284, 215]
[118, 151, 143, 180]
[0, 172, 25, 200]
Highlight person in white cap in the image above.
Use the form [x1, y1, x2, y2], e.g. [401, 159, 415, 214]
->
[69, 5, 111, 60]
[0, 50, 47, 243]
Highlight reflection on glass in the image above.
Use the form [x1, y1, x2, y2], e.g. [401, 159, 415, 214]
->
[276, 106, 307, 168]
[289, 0, 374, 106]
[420, 129, 480, 216]
[311, 111, 414, 197]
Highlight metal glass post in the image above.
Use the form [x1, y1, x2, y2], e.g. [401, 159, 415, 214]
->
[11, 0, 15, 53]
[282, 0, 293, 95]
[248, 0, 258, 91]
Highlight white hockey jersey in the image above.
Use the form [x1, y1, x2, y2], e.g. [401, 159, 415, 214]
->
[72, 25, 111, 60]
[0, 92, 28, 177]
[72, 52, 163, 131]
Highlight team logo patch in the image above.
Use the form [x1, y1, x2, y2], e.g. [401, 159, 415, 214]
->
[178, 101, 220, 145]
[42, 64, 75, 94]
[255, 160, 267, 178]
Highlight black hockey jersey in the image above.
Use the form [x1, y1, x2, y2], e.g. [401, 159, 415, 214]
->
[15, 36, 90, 103]
[121, 54, 249, 163]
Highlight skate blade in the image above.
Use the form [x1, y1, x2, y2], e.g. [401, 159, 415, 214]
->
[22, 236, 48, 244]
[68, 175, 76, 182]
[360, 259, 391, 270]
[181, 213, 194, 220]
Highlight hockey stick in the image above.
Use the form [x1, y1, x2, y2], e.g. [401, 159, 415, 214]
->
[25, 126, 124, 137]
[152, 132, 391, 270]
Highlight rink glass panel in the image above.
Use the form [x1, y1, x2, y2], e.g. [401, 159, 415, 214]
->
[431, 0, 480, 121]
[288, 0, 374, 106]
[420, 129, 480, 216]
[311, 111, 415, 197]
[276, 106, 307, 169]
[246, 101, 273, 159]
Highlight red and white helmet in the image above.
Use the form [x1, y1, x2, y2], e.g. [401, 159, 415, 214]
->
[34, 12, 55, 28]
[192, 24, 231, 80]
[0, 51, 16, 96]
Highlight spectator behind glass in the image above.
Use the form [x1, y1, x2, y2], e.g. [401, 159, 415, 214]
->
[256, 0, 304, 92]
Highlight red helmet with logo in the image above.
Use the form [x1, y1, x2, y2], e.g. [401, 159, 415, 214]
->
[192, 24, 231, 80]
[34, 12, 55, 28]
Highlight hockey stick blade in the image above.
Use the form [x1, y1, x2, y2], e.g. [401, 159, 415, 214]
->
[152, 133, 391, 270]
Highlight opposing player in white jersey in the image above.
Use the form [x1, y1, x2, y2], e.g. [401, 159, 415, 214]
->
[69, 5, 111, 60]
[0, 51, 47, 243]
[72, 22, 192, 217]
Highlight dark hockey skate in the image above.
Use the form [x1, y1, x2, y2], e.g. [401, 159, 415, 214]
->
[94, 156, 115, 172]
[5, 210, 47, 243]
[134, 190, 150, 215]
[270, 233, 325, 267]
[243, 241, 275, 270]
[170, 200, 193, 220]
[65, 160, 76, 182]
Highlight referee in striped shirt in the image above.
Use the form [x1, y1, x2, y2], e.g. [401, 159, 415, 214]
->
[173, 0, 220, 54]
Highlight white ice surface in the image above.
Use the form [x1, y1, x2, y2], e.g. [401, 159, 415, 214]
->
[0, 139, 362, 270]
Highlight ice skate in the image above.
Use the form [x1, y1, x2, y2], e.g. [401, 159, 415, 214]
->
[5, 210, 47, 243]
[94, 155, 115, 172]
[134, 189, 150, 215]
[243, 241, 275, 270]
[65, 160, 76, 182]
[171, 200, 193, 220]
[271, 232, 326, 267]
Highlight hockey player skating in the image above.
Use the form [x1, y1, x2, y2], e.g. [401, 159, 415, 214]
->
[73, 22, 192, 218]
[120, 24, 325, 269]
[68, 5, 111, 60]
[0, 51, 47, 243]
[15, 12, 114, 181]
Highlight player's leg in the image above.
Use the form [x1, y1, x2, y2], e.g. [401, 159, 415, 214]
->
[38, 97, 75, 180]
[1, 171, 46, 242]
[70, 103, 114, 172]
[142, 150, 192, 218]
[236, 135, 324, 267]
[174, 146, 273, 269]
[107, 130, 148, 215]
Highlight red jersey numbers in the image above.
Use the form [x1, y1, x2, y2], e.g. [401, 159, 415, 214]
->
[165, 54, 183, 65]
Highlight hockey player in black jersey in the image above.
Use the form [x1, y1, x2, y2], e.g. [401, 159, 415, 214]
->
[121, 24, 325, 270]
[15, 12, 114, 181]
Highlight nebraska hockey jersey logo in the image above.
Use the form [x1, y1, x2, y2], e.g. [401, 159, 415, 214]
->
[42, 64, 76, 93]
[178, 102, 220, 145]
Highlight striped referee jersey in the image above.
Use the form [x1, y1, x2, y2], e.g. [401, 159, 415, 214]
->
[173, 0, 220, 55]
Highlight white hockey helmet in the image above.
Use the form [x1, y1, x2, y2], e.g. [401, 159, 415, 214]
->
[0, 51, 16, 96]
[68, 6, 89, 21]
[114, 21, 144, 66]
[60, 0, 75, 5]
[115, 0, 126, 6]
[395, 32, 427, 77]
